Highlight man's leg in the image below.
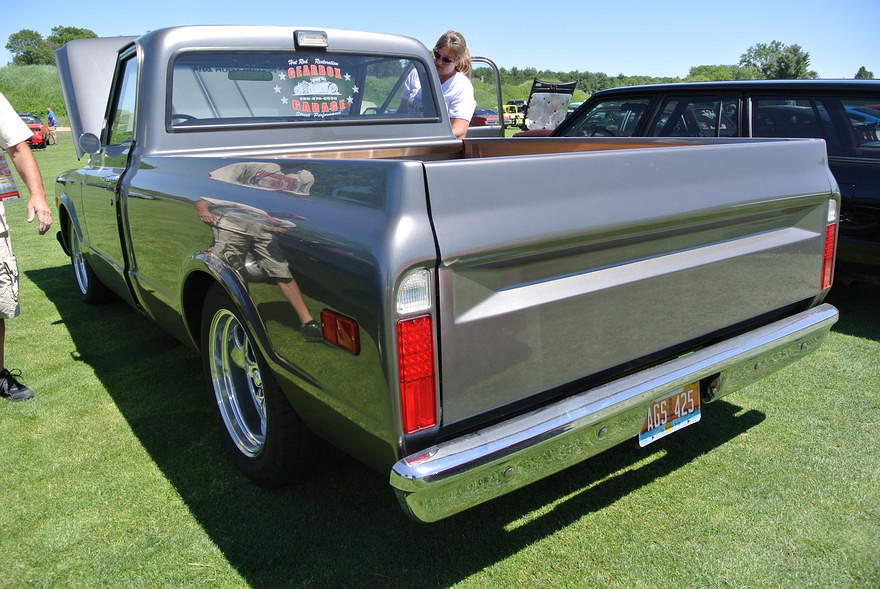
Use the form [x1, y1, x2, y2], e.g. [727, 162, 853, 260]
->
[276, 279, 322, 342]
[0, 317, 33, 401]
[277, 278, 314, 326]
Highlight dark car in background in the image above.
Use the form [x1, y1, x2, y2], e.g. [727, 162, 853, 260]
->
[17, 112, 50, 149]
[554, 80, 880, 284]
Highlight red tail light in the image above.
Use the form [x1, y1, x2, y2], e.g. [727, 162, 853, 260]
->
[821, 222, 837, 290]
[397, 315, 437, 434]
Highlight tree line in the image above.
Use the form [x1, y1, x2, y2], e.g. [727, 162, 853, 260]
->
[5, 28, 875, 89]
[492, 42, 873, 93]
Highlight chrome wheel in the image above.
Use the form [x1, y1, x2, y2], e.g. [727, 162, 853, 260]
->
[70, 228, 89, 296]
[208, 308, 267, 457]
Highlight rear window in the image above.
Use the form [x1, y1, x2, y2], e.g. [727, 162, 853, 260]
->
[752, 97, 844, 155]
[170, 52, 438, 128]
[841, 98, 880, 154]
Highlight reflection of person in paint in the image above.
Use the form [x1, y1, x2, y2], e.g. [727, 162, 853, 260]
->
[201, 162, 320, 341]
[208, 162, 315, 195]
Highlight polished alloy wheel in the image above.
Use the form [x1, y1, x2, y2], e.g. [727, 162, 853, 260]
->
[208, 308, 267, 457]
[70, 228, 89, 296]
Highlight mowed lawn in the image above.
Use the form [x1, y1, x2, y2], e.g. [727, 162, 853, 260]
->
[1, 133, 878, 588]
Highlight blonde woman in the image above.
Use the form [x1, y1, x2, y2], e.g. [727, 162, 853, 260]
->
[403, 30, 476, 138]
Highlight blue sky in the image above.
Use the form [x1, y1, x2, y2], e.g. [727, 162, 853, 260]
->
[2, 0, 878, 79]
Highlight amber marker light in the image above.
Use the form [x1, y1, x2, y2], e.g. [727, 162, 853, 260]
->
[320, 310, 360, 355]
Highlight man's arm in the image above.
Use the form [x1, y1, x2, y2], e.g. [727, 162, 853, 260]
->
[6, 141, 53, 234]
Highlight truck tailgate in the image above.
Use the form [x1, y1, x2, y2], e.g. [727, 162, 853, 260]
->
[423, 139, 835, 426]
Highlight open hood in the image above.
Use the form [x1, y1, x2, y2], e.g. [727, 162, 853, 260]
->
[55, 36, 138, 159]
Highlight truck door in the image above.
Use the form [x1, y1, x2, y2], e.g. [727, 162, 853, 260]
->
[77, 52, 138, 301]
[467, 56, 504, 138]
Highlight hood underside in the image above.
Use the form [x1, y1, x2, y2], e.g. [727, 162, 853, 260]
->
[55, 35, 138, 159]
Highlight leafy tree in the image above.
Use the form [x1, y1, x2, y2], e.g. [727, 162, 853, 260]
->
[739, 41, 817, 79]
[46, 26, 97, 49]
[686, 64, 762, 81]
[855, 66, 874, 79]
[5, 29, 53, 65]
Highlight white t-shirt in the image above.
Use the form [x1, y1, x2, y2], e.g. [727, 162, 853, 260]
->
[0, 92, 31, 150]
[404, 69, 476, 123]
[440, 72, 476, 122]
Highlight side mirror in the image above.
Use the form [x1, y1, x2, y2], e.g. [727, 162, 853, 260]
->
[78, 133, 101, 155]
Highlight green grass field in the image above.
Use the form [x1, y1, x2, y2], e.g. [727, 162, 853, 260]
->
[1, 133, 878, 588]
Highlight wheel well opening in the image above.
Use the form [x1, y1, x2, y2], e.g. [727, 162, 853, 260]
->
[182, 271, 217, 351]
[58, 206, 71, 254]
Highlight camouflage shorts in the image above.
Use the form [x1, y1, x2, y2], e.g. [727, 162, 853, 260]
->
[0, 206, 20, 320]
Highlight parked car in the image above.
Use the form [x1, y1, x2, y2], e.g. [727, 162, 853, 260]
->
[17, 112, 50, 148]
[553, 80, 880, 284]
[470, 106, 499, 126]
[503, 103, 525, 127]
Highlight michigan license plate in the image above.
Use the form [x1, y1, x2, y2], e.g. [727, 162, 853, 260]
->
[638, 382, 701, 447]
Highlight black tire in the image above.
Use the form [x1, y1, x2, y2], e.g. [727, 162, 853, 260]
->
[201, 284, 311, 486]
[67, 222, 112, 304]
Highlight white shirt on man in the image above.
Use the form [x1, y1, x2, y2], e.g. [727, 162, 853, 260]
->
[0, 93, 31, 151]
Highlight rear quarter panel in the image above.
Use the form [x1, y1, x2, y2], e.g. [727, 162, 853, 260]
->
[123, 155, 437, 470]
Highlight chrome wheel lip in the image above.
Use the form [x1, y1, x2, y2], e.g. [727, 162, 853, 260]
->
[70, 229, 89, 296]
[208, 308, 267, 457]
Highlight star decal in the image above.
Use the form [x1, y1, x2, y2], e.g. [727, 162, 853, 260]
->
[344, 73, 351, 81]
[346, 96, 353, 104]
[273, 85, 281, 93]
[281, 96, 289, 104]
[352, 85, 359, 94]
[278, 72, 286, 80]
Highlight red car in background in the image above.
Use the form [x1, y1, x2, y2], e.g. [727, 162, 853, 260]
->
[470, 107, 500, 127]
[17, 113, 50, 148]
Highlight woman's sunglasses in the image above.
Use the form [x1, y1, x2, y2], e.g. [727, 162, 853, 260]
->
[433, 49, 455, 65]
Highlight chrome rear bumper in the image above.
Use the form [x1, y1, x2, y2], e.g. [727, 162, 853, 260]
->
[390, 304, 838, 522]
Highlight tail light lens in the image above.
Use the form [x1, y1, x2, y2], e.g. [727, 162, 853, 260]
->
[821, 200, 838, 290]
[397, 315, 436, 434]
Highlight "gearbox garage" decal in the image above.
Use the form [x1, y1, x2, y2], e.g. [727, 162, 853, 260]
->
[279, 58, 356, 118]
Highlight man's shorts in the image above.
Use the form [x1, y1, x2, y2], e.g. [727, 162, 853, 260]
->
[0, 203, 20, 319]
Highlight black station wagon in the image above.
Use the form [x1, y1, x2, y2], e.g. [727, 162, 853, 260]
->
[555, 80, 880, 284]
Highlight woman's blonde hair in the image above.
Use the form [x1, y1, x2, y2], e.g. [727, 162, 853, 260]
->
[435, 30, 472, 77]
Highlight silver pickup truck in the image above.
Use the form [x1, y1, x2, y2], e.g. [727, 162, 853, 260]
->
[55, 26, 840, 522]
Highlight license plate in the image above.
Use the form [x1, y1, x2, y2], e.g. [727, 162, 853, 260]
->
[638, 382, 701, 447]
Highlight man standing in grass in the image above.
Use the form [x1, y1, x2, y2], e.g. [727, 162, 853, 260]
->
[0, 92, 54, 401]
[46, 107, 57, 144]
